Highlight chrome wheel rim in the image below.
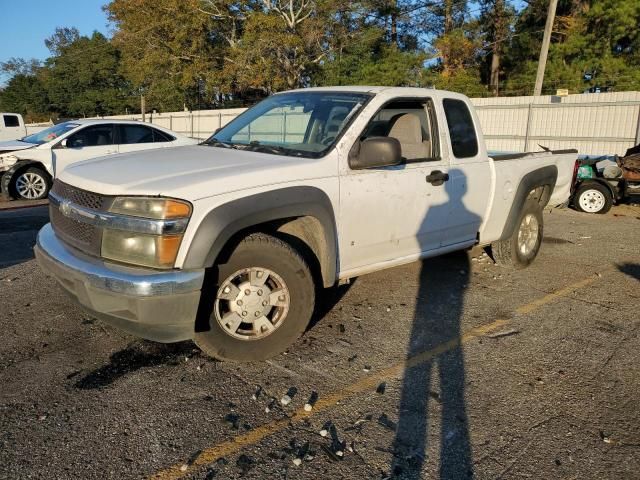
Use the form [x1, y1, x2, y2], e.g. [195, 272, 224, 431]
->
[578, 189, 605, 213]
[16, 172, 46, 199]
[214, 267, 290, 341]
[517, 213, 539, 256]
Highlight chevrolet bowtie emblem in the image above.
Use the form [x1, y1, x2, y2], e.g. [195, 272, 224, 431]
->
[59, 200, 72, 217]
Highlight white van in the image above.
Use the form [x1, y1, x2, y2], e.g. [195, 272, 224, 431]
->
[0, 113, 27, 142]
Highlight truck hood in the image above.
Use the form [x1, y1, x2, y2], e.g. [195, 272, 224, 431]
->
[59, 145, 330, 200]
[0, 140, 36, 153]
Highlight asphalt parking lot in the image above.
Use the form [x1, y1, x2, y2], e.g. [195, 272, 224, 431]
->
[0, 203, 639, 480]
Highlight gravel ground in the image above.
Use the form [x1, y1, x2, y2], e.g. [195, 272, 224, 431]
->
[0, 204, 638, 480]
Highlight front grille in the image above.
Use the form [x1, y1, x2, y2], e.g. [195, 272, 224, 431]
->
[51, 181, 106, 210]
[50, 181, 106, 257]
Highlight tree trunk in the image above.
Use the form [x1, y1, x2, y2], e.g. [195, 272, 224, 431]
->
[390, 0, 398, 46]
[442, 0, 453, 75]
[490, 0, 505, 96]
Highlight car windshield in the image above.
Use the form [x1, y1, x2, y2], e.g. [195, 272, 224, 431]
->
[204, 91, 372, 158]
[21, 122, 79, 145]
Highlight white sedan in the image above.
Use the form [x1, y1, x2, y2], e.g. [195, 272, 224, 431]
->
[0, 119, 199, 200]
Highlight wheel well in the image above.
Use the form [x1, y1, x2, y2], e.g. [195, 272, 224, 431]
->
[3, 161, 51, 198]
[576, 179, 615, 197]
[214, 215, 333, 288]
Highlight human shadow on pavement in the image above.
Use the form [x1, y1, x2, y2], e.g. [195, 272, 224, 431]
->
[391, 170, 480, 479]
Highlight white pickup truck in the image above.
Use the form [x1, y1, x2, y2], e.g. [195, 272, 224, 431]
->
[35, 87, 577, 361]
[0, 113, 27, 141]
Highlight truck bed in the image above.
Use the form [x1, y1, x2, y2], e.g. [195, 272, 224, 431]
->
[479, 149, 578, 244]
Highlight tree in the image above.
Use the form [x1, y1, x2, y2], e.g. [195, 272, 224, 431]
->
[44, 31, 133, 117]
[0, 73, 50, 122]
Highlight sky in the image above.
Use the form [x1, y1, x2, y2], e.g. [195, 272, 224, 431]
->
[0, 0, 109, 64]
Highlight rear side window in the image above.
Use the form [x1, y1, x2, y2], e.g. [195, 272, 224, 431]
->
[67, 125, 114, 148]
[152, 128, 174, 142]
[120, 125, 154, 144]
[443, 99, 478, 158]
[3, 115, 20, 127]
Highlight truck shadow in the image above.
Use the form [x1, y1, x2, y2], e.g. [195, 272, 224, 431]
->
[0, 206, 50, 270]
[617, 263, 640, 281]
[391, 170, 478, 479]
[74, 341, 196, 390]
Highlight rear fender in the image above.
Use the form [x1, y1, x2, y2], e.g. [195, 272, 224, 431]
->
[499, 165, 558, 241]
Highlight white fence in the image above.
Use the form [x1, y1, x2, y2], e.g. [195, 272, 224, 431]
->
[26, 91, 640, 156]
[471, 91, 640, 156]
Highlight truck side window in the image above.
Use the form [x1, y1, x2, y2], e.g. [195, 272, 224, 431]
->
[361, 100, 434, 163]
[443, 99, 478, 158]
[3, 115, 20, 127]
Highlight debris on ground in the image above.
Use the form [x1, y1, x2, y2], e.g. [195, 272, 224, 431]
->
[304, 391, 318, 411]
[223, 412, 240, 430]
[363, 365, 372, 372]
[376, 382, 387, 394]
[281, 387, 297, 406]
[378, 413, 397, 431]
[236, 454, 255, 474]
[487, 329, 520, 339]
[251, 386, 262, 400]
[265, 398, 276, 413]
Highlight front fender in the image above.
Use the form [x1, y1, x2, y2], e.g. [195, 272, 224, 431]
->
[183, 186, 338, 287]
[0, 160, 46, 198]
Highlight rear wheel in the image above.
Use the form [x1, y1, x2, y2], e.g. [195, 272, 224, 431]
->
[491, 199, 543, 269]
[573, 182, 612, 214]
[195, 233, 315, 362]
[11, 167, 51, 200]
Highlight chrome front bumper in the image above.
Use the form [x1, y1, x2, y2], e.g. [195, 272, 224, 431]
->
[35, 223, 205, 342]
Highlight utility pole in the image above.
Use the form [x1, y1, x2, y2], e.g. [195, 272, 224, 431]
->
[533, 0, 558, 96]
[141, 94, 146, 122]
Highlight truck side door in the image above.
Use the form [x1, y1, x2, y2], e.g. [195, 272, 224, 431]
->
[338, 98, 451, 275]
[439, 98, 491, 246]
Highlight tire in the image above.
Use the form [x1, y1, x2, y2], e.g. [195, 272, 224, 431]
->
[11, 167, 51, 200]
[195, 233, 315, 362]
[573, 182, 612, 214]
[491, 199, 543, 270]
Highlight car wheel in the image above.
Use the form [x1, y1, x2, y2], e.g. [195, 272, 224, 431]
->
[491, 199, 544, 270]
[195, 233, 315, 362]
[573, 182, 612, 214]
[12, 167, 51, 200]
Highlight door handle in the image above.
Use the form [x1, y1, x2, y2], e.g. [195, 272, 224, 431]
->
[426, 170, 449, 186]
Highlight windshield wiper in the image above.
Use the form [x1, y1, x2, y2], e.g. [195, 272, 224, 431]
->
[244, 141, 300, 156]
[203, 139, 242, 149]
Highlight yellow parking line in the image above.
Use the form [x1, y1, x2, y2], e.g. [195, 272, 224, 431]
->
[150, 272, 603, 480]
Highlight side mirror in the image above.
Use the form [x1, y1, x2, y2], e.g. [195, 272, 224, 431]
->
[53, 138, 68, 150]
[349, 137, 403, 170]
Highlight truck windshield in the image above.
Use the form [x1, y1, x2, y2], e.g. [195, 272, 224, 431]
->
[21, 122, 79, 145]
[204, 91, 372, 158]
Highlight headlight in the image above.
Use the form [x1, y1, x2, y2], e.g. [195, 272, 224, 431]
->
[109, 197, 191, 219]
[101, 197, 191, 269]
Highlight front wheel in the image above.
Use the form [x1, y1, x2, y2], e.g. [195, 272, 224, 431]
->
[573, 182, 612, 214]
[491, 199, 543, 270]
[195, 233, 315, 362]
[11, 167, 51, 200]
